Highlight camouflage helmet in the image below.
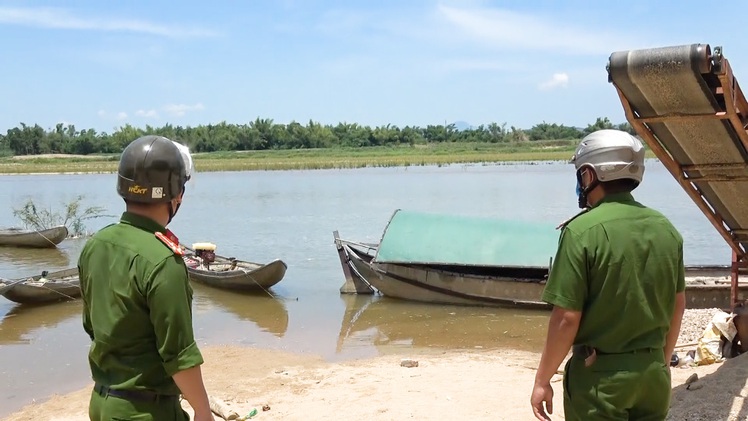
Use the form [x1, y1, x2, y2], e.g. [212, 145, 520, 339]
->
[570, 129, 645, 185]
[117, 135, 191, 203]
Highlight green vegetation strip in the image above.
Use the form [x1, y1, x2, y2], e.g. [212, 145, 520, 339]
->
[0, 143, 657, 174]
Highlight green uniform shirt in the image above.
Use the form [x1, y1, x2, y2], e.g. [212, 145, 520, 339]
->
[78, 212, 204, 395]
[542, 192, 685, 353]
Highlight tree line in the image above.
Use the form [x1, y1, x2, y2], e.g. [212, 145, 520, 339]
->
[0, 117, 635, 156]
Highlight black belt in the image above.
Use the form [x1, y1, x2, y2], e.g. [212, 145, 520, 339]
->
[94, 383, 178, 403]
[573, 345, 658, 356]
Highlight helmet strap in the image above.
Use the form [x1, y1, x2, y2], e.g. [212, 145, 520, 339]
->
[576, 169, 599, 209]
[166, 185, 186, 225]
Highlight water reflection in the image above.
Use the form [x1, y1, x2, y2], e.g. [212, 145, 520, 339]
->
[0, 246, 71, 273]
[336, 294, 550, 354]
[0, 301, 82, 345]
[192, 283, 289, 338]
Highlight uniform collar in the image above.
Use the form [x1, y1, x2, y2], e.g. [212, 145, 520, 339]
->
[592, 192, 636, 208]
[119, 212, 166, 234]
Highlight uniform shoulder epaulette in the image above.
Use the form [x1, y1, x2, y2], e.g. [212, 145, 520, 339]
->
[556, 208, 590, 230]
[155, 231, 184, 256]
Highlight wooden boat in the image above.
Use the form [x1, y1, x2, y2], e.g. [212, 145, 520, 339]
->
[0, 225, 68, 248]
[183, 243, 288, 291]
[0, 268, 80, 304]
[334, 209, 561, 310]
[334, 210, 747, 310]
[338, 236, 551, 309]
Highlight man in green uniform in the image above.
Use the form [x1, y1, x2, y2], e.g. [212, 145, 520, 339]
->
[530, 129, 686, 420]
[78, 135, 215, 421]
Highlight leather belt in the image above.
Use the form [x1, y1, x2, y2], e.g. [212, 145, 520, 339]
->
[572, 345, 656, 356]
[94, 383, 178, 403]
[572, 345, 658, 367]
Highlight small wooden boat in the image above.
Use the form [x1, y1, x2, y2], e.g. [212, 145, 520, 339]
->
[334, 210, 748, 310]
[0, 268, 81, 304]
[0, 225, 68, 248]
[183, 243, 287, 291]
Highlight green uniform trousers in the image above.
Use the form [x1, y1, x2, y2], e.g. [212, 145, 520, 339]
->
[89, 388, 190, 421]
[563, 350, 671, 421]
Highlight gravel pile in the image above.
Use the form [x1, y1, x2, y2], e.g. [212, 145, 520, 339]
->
[677, 308, 725, 345]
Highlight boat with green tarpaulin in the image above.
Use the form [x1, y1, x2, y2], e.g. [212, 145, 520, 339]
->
[334, 209, 560, 309]
[334, 209, 746, 309]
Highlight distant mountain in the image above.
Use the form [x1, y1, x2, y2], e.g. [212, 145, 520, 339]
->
[451, 121, 473, 131]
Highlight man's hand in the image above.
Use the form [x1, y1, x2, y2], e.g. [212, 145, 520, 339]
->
[531, 381, 554, 421]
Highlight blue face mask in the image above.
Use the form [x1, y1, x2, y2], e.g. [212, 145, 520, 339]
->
[576, 180, 583, 197]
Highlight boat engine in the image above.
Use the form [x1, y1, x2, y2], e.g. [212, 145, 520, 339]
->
[192, 242, 217, 269]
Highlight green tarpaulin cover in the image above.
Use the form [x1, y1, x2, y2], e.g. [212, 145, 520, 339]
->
[373, 209, 562, 267]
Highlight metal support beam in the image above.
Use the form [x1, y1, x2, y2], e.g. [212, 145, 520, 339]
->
[731, 250, 748, 309]
[613, 85, 746, 259]
[682, 163, 748, 171]
[685, 175, 748, 182]
[716, 60, 748, 155]
[635, 112, 727, 123]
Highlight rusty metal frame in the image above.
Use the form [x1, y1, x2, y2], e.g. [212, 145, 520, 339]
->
[611, 51, 748, 309]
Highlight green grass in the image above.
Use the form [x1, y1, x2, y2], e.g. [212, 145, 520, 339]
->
[0, 142, 657, 174]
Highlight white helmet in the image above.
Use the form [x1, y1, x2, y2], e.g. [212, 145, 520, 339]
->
[570, 129, 645, 185]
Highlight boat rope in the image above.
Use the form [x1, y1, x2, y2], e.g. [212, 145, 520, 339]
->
[40, 231, 60, 247]
[21, 225, 68, 247]
[37, 283, 78, 301]
[243, 273, 275, 298]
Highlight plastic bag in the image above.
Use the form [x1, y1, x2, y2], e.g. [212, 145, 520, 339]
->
[695, 310, 737, 365]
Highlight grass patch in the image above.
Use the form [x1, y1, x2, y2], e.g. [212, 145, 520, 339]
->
[0, 142, 657, 174]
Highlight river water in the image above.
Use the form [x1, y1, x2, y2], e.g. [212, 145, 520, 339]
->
[0, 160, 730, 416]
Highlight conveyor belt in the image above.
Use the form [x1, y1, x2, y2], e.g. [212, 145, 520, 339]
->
[608, 43, 748, 308]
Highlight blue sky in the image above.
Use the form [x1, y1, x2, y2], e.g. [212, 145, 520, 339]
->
[1, 0, 747, 134]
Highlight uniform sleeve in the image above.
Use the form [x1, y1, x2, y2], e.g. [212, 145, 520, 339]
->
[78, 263, 95, 341]
[676, 239, 686, 293]
[541, 227, 588, 311]
[145, 256, 204, 376]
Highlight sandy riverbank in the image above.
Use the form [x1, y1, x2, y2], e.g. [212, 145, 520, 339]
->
[4, 344, 740, 421]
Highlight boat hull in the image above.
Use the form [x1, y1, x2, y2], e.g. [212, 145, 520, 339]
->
[339, 239, 745, 310]
[0, 268, 80, 304]
[0, 226, 68, 248]
[186, 259, 288, 291]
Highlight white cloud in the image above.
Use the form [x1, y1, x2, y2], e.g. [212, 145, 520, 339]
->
[98, 110, 130, 121]
[435, 5, 643, 55]
[163, 103, 205, 117]
[135, 109, 159, 119]
[538, 73, 569, 90]
[0, 7, 219, 38]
